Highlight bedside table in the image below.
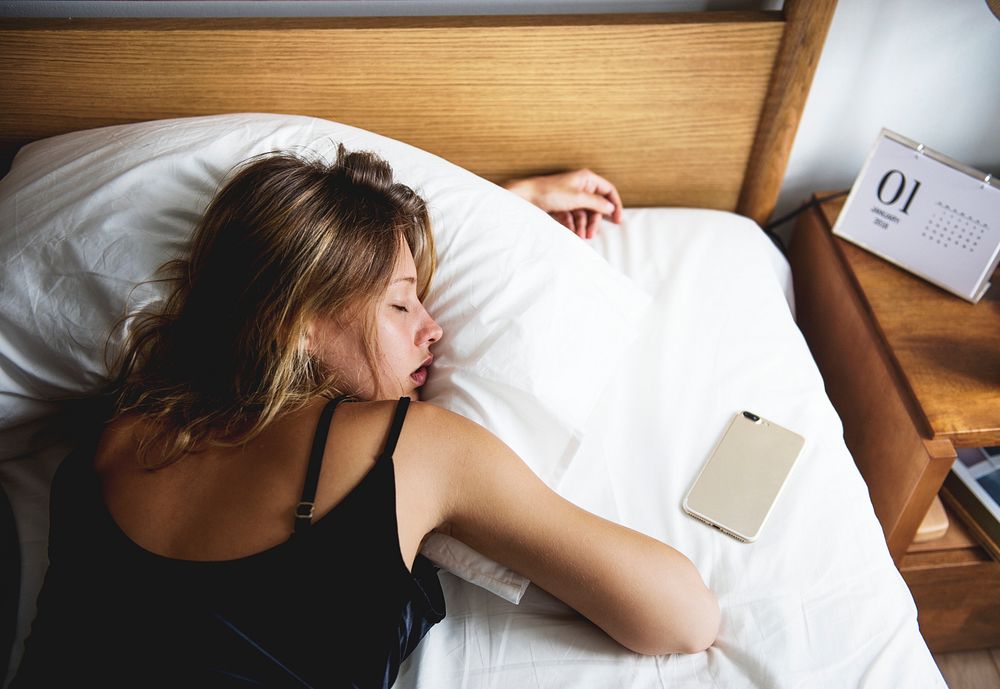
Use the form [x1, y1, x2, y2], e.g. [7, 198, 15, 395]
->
[789, 193, 1000, 652]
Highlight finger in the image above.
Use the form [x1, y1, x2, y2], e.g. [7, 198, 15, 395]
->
[563, 210, 576, 233]
[586, 210, 601, 239]
[606, 185, 623, 224]
[578, 170, 623, 223]
[551, 211, 572, 231]
[573, 209, 587, 237]
[565, 190, 617, 217]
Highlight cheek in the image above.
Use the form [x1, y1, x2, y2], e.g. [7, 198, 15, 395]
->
[376, 320, 411, 372]
[313, 324, 377, 395]
[315, 328, 358, 368]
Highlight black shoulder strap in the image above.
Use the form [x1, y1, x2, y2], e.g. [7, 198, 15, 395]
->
[294, 395, 351, 533]
[378, 397, 411, 462]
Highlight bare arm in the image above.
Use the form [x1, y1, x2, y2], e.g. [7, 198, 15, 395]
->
[397, 402, 719, 655]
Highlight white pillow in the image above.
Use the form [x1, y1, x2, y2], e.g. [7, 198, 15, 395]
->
[0, 114, 650, 599]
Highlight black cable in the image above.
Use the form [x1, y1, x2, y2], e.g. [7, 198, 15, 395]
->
[764, 190, 850, 233]
[761, 189, 850, 256]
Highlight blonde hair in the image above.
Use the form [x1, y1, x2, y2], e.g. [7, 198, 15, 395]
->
[110, 146, 435, 469]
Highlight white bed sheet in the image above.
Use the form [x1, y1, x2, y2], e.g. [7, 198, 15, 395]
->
[0, 207, 945, 689]
[396, 208, 946, 689]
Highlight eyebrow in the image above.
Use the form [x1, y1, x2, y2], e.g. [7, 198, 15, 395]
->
[391, 276, 417, 285]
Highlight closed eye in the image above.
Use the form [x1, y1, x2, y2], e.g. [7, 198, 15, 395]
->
[392, 305, 410, 313]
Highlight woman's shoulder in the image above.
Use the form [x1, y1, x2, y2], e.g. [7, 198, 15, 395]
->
[334, 398, 486, 442]
[90, 396, 491, 474]
[91, 409, 150, 474]
[385, 399, 501, 457]
[319, 399, 503, 490]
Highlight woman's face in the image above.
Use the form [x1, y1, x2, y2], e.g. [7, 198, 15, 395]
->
[308, 241, 442, 400]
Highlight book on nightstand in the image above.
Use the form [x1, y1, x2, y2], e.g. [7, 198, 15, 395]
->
[946, 447, 1000, 558]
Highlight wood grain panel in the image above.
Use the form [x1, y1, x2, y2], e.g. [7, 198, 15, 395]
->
[789, 198, 954, 562]
[0, 14, 783, 210]
[737, 0, 837, 225]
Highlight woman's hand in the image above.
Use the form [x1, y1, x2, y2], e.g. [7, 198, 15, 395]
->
[503, 169, 623, 239]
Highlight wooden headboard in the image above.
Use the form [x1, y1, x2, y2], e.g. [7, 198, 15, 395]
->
[0, 0, 835, 224]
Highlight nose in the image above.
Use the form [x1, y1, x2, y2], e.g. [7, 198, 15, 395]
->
[420, 307, 443, 346]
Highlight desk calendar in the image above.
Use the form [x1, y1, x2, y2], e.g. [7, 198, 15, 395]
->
[833, 129, 1000, 303]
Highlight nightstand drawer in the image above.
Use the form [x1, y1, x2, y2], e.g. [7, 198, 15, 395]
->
[901, 500, 1000, 652]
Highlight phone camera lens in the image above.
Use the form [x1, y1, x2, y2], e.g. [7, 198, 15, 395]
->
[743, 411, 761, 423]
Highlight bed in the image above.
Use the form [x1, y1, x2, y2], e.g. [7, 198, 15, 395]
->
[0, 3, 948, 687]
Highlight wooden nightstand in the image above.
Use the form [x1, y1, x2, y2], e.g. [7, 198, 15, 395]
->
[789, 193, 1000, 653]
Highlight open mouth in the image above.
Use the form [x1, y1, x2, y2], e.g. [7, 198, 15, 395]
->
[410, 355, 433, 386]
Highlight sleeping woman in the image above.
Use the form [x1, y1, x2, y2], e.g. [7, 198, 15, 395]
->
[12, 147, 719, 688]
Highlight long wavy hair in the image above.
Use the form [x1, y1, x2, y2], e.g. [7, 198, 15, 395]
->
[109, 145, 435, 469]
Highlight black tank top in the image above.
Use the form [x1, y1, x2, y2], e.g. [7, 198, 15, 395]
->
[13, 396, 445, 688]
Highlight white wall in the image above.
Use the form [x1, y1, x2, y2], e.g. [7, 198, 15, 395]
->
[775, 0, 1000, 233]
[3, 0, 999, 230]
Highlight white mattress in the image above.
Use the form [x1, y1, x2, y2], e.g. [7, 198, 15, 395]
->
[395, 208, 947, 689]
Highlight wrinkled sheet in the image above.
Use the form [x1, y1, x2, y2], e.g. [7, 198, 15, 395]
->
[395, 208, 946, 689]
[0, 208, 945, 689]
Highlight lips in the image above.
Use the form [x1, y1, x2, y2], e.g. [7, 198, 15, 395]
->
[410, 355, 433, 387]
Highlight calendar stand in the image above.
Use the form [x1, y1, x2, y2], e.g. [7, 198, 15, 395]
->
[832, 129, 1000, 303]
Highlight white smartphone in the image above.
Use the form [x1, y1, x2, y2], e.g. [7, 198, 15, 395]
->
[682, 411, 805, 543]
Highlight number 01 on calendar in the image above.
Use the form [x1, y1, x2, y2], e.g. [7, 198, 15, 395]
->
[832, 128, 1000, 303]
